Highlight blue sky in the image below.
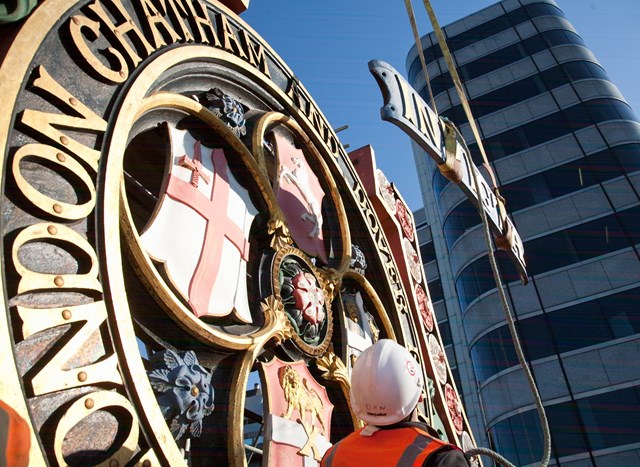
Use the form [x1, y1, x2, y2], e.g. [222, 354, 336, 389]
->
[242, 0, 640, 211]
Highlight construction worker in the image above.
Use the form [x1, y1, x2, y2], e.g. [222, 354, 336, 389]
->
[321, 339, 470, 467]
[0, 400, 30, 467]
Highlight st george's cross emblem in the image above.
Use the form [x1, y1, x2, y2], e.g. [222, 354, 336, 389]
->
[274, 134, 329, 264]
[141, 125, 257, 323]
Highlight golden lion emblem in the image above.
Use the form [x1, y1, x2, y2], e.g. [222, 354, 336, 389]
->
[278, 364, 326, 433]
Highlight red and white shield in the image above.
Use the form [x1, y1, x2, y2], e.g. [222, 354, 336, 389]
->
[274, 134, 328, 264]
[261, 358, 333, 466]
[141, 126, 257, 323]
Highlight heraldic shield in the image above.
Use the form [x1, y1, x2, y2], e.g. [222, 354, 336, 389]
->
[274, 133, 329, 264]
[141, 125, 258, 323]
[261, 358, 334, 466]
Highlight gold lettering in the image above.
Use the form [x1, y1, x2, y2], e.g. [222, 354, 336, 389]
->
[308, 105, 329, 139]
[54, 392, 138, 466]
[138, 0, 181, 48]
[480, 180, 496, 210]
[88, 0, 155, 70]
[287, 79, 310, 113]
[18, 302, 121, 395]
[20, 66, 107, 172]
[12, 144, 96, 220]
[69, 14, 128, 83]
[12, 223, 120, 395]
[287, 80, 341, 158]
[414, 95, 440, 148]
[395, 75, 418, 126]
[13, 223, 102, 294]
[157, 0, 195, 42]
[187, 0, 220, 46]
[239, 29, 271, 78]
[511, 223, 525, 265]
[217, 13, 247, 59]
[307, 105, 340, 157]
[326, 133, 339, 156]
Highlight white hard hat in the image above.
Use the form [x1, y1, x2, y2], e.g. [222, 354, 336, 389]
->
[350, 339, 423, 426]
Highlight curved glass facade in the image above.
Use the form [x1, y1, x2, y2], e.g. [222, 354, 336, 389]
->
[407, 2, 568, 83]
[491, 386, 640, 465]
[470, 286, 640, 382]
[434, 61, 610, 125]
[409, 1, 640, 465]
[455, 205, 640, 310]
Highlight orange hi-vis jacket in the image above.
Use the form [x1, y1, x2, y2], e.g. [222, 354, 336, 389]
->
[0, 400, 30, 467]
[321, 423, 458, 467]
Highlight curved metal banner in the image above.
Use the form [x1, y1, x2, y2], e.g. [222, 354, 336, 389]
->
[369, 59, 527, 283]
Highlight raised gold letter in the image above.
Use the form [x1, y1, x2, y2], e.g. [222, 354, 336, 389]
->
[20, 66, 107, 172]
[69, 14, 128, 83]
[12, 143, 96, 220]
[217, 13, 247, 59]
[139, 0, 181, 48]
[88, 0, 155, 70]
[240, 29, 270, 78]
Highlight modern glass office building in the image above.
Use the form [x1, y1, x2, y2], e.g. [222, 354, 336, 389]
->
[408, 1, 640, 465]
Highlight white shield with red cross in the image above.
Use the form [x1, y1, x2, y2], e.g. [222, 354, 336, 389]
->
[274, 134, 328, 264]
[261, 358, 333, 466]
[141, 126, 257, 323]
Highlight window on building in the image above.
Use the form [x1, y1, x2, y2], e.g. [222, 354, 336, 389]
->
[469, 287, 640, 381]
[490, 410, 545, 466]
[456, 207, 640, 309]
[442, 200, 480, 249]
[470, 325, 519, 382]
[491, 389, 640, 465]
[516, 313, 554, 361]
[439, 60, 616, 131]
[613, 143, 640, 175]
[428, 278, 445, 303]
[617, 206, 640, 245]
[407, 3, 558, 83]
[543, 29, 585, 48]
[548, 301, 612, 353]
[563, 61, 609, 82]
[467, 100, 640, 164]
[546, 401, 591, 457]
[420, 241, 436, 264]
[439, 320, 453, 347]
[433, 166, 452, 199]
[441, 145, 636, 250]
[577, 386, 640, 451]
[524, 3, 566, 20]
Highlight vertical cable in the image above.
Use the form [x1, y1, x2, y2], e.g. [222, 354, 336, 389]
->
[404, 0, 437, 114]
[413, 1, 553, 465]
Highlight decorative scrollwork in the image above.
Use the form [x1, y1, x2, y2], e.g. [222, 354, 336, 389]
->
[316, 347, 349, 389]
[261, 295, 294, 345]
[268, 217, 293, 251]
[319, 268, 341, 304]
[148, 350, 215, 440]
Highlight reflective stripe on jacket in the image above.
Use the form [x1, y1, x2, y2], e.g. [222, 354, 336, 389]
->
[321, 424, 455, 467]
